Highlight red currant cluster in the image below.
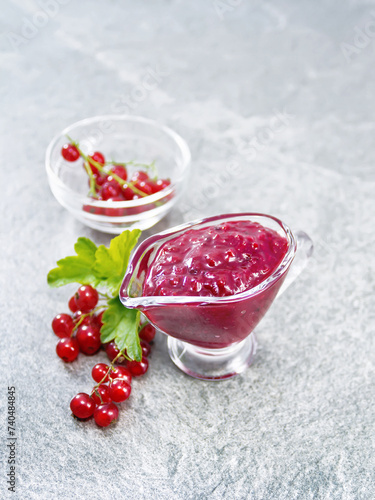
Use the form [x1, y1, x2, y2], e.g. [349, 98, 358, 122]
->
[61, 143, 171, 206]
[51, 284, 156, 427]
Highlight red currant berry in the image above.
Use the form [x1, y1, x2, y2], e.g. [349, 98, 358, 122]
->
[92, 310, 105, 330]
[91, 384, 112, 405]
[75, 285, 99, 313]
[93, 173, 108, 186]
[131, 170, 149, 182]
[91, 151, 105, 164]
[156, 178, 171, 191]
[127, 357, 149, 377]
[147, 180, 160, 194]
[134, 180, 154, 195]
[109, 165, 127, 181]
[92, 363, 110, 383]
[110, 366, 132, 385]
[56, 337, 79, 363]
[122, 185, 137, 200]
[104, 196, 126, 217]
[109, 192, 126, 201]
[61, 143, 80, 162]
[109, 379, 131, 403]
[96, 310, 105, 326]
[52, 313, 74, 338]
[94, 403, 119, 427]
[150, 182, 162, 194]
[83, 204, 105, 215]
[70, 393, 95, 419]
[139, 324, 156, 343]
[73, 311, 92, 327]
[68, 296, 78, 313]
[88, 151, 105, 175]
[104, 341, 127, 364]
[76, 324, 101, 355]
[100, 180, 122, 200]
[105, 207, 125, 217]
[140, 340, 151, 358]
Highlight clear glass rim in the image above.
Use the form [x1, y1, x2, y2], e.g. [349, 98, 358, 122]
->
[120, 212, 297, 308]
[45, 114, 191, 207]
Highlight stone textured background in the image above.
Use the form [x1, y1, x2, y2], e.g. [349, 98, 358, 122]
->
[1, 1, 374, 499]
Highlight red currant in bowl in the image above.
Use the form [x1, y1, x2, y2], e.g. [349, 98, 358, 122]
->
[61, 143, 80, 162]
[110, 165, 127, 181]
[45, 115, 191, 234]
[88, 151, 105, 175]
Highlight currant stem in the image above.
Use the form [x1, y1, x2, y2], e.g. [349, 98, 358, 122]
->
[92, 351, 124, 391]
[67, 136, 149, 198]
[70, 306, 104, 335]
[91, 387, 105, 404]
[83, 160, 97, 196]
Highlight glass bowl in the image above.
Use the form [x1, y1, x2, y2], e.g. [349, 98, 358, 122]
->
[119, 213, 313, 380]
[45, 115, 191, 234]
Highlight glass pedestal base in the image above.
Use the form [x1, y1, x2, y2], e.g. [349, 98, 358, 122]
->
[167, 333, 257, 381]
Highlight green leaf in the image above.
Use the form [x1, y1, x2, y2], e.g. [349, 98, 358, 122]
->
[47, 238, 100, 288]
[93, 229, 141, 296]
[47, 230, 143, 362]
[101, 296, 141, 361]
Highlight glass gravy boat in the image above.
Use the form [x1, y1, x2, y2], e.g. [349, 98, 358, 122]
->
[119, 213, 313, 380]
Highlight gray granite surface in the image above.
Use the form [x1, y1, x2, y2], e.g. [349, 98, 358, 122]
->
[1, 1, 375, 499]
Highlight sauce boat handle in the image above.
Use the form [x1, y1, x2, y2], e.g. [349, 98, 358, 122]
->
[277, 230, 314, 298]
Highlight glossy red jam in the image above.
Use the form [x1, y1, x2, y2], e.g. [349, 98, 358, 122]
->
[143, 221, 288, 298]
